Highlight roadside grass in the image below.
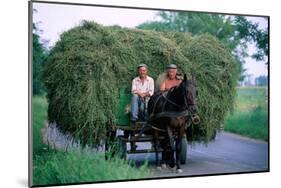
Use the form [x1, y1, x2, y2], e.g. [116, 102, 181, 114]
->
[224, 87, 268, 141]
[32, 96, 48, 155]
[33, 150, 149, 185]
[32, 96, 150, 186]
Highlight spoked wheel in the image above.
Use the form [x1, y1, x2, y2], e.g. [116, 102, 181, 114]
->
[105, 127, 127, 160]
[105, 127, 117, 160]
[116, 136, 127, 159]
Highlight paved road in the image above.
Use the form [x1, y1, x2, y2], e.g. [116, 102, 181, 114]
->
[126, 131, 269, 177]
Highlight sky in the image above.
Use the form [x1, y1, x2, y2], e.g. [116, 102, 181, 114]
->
[33, 2, 268, 80]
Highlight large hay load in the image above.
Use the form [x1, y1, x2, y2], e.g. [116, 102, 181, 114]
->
[43, 21, 239, 146]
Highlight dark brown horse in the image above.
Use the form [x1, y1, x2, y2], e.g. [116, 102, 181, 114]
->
[147, 74, 199, 172]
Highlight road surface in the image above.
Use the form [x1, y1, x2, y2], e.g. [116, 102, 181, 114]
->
[126, 131, 269, 177]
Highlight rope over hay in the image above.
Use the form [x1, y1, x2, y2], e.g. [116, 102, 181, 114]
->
[43, 21, 239, 146]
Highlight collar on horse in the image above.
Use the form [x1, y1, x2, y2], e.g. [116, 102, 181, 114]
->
[149, 110, 189, 132]
[151, 110, 189, 120]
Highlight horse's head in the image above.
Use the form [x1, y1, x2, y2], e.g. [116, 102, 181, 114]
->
[181, 74, 198, 115]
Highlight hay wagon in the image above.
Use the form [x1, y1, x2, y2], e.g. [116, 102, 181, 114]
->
[44, 22, 239, 161]
[105, 87, 188, 164]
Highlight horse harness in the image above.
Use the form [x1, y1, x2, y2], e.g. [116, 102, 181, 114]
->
[149, 86, 188, 120]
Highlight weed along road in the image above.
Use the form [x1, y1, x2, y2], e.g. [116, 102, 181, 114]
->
[127, 131, 268, 177]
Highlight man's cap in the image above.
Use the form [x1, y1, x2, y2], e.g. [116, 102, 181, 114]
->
[166, 64, 177, 69]
[137, 64, 148, 69]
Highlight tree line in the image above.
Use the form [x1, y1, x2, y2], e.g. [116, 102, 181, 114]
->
[33, 22, 48, 95]
[137, 12, 268, 81]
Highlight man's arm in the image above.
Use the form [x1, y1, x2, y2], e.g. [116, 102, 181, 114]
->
[138, 78, 154, 98]
[149, 78, 154, 96]
[159, 80, 166, 91]
[132, 79, 143, 97]
[140, 91, 150, 98]
[131, 79, 138, 95]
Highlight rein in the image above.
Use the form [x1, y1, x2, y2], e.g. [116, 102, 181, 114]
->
[148, 82, 200, 125]
[162, 94, 183, 109]
[149, 85, 189, 121]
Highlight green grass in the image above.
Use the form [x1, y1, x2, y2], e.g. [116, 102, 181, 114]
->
[32, 96, 48, 155]
[234, 87, 268, 111]
[32, 96, 150, 186]
[224, 87, 268, 141]
[33, 150, 150, 185]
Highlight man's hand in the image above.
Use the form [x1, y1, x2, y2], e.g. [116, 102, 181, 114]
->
[133, 91, 150, 98]
[133, 90, 140, 95]
[139, 92, 150, 98]
[139, 93, 146, 98]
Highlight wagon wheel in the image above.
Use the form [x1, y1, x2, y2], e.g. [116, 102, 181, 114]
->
[116, 136, 127, 159]
[105, 126, 127, 160]
[105, 126, 117, 160]
[179, 137, 188, 164]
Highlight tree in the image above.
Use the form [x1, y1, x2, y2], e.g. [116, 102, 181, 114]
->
[255, 75, 268, 86]
[33, 22, 48, 95]
[233, 16, 268, 62]
[137, 12, 268, 80]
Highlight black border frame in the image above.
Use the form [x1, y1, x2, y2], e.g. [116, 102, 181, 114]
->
[28, 0, 270, 187]
[28, 1, 33, 187]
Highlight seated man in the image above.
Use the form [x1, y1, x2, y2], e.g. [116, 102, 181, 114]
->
[131, 64, 154, 123]
[159, 64, 182, 92]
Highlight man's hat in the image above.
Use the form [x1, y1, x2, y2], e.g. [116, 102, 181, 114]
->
[166, 64, 177, 69]
[137, 64, 148, 69]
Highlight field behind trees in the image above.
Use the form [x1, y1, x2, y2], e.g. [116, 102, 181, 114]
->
[224, 87, 268, 141]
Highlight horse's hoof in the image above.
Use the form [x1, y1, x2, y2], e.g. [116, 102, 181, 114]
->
[156, 166, 162, 171]
[176, 169, 183, 173]
[169, 166, 176, 172]
[169, 163, 175, 168]
[161, 164, 167, 169]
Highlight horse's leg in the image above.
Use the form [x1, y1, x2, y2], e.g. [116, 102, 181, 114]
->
[159, 138, 164, 164]
[175, 137, 183, 173]
[162, 132, 173, 168]
[167, 126, 175, 168]
[176, 126, 186, 172]
[160, 137, 167, 168]
[153, 130, 161, 169]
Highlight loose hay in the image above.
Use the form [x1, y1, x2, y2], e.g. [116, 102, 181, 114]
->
[43, 21, 239, 146]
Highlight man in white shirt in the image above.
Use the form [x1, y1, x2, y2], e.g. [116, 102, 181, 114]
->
[131, 64, 154, 123]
